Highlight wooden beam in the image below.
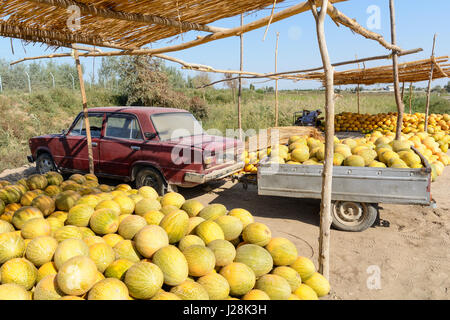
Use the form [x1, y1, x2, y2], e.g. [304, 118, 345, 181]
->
[326, 2, 402, 52]
[424, 34, 437, 133]
[409, 82, 413, 114]
[309, 0, 334, 281]
[73, 49, 94, 174]
[238, 14, 244, 141]
[389, 0, 405, 141]
[275, 32, 280, 127]
[29, 0, 227, 34]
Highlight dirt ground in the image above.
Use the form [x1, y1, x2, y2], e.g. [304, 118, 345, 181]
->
[1, 163, 449, 300]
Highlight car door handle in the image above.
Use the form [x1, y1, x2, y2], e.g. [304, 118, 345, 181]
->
[91, 142, 98, 147]
[131, 146, 140, 151]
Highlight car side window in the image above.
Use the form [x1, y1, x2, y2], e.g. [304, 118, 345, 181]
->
[105, 115, 143, 140]
[69, 114, 103, 138]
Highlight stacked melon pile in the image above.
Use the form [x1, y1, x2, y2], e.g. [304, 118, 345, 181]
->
[334, 112, 450, 135]
[264, 131, 448, 180]
[0, 172, 330, 300]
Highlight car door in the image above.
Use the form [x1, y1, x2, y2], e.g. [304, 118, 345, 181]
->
[98, 113, 144, 177]
[56, 112, 104, 173]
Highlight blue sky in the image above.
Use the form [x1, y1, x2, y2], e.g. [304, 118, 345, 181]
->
[1, 0, 449, 89]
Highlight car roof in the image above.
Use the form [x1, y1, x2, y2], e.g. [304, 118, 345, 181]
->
[87, 106, 189, 116]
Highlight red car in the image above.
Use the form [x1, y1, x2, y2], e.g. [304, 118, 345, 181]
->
[27, 107, 244, 194]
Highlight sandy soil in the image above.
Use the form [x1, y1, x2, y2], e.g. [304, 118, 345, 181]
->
[1, 162, 449, 300]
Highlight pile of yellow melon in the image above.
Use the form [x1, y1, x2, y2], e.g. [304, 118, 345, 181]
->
[241, 149, 271, 174]
[334, 112, 450, 135]
[0, 172, 330, 300]
[263, 131, 448, 181]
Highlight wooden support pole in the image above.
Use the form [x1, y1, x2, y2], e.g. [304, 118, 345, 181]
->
[356, 54, 361, 114]
[389, 0, 405, 141]
[238, 14, 244, 141]
[275, 32, 280, 127]
[73, 49, 94, 174]
[424, 34, 437, 133]
[309, 0, 334, 280]
[409, 82, 413, 114]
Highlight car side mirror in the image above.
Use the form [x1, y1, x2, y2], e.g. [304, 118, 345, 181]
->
[144, 132, 157, 140]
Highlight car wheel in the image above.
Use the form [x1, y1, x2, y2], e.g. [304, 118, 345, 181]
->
[36, 153, 56, 174]
[135, 167, 165, 196]
[330, 201, 378, 232]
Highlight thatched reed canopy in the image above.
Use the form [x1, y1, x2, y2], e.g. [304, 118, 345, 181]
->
[304, 56, 450, 86]
[0, 0, 283, 49]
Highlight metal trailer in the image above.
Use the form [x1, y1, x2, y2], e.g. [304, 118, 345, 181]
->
[256, 147, 436, 232]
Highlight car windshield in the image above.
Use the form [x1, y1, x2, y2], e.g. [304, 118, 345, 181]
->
[151, 112, 204, 141]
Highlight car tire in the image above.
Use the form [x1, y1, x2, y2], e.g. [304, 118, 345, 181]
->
[36, 153, 57, 174]
[330, 201, 378, 232]
[135, 167, 166, 196]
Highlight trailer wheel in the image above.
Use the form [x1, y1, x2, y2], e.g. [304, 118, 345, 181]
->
[331, 201, 378, 232]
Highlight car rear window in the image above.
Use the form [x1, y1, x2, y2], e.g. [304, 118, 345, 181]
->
[105, 115, 143, 140]
[151, 112, 204, 141]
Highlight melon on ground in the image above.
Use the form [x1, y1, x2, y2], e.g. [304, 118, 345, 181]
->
[197, 272, 230, 300]
[0, 257, 38, 290]
[135, 198, 162, 216]
[303, 272, 331, 297]
[159, 209, 189, 244]
[89, 208, 119, 235]
[37, 262, 58, 282]
[160, 205, 180, 216]
[56, 256, 98, 296]
[207, 239, 236, 267]
[113, 196, 135, 215]
[151, 290, 182, 300]
[45, 172, 63, 186]
[66, 204, 95, 227]
[124, 261, 164, 300]
[255, 274, 291, 300]
[195, 220, 225, 244]
[104, 259, 135, 281]
[0, 231, 26, 264]
[118, 215, 147, 240]
[103, 234, 124, 248]
[33, 274, 65, 300]
[134, 225, 169, 258]
[178, 235, 205, 251]
[169, 280, 209, 300]
[142, 210, 165, 225]
[20, 191, 40, 206]
[0, 220, 14, 234]
[181, 200, 204, 217]
[25, 236, 58, 267]
[27, 174, 48, 190]
[113, 240, 143, 262]
[53, 238, 89, 269]
[242, 222, 272, 246]
[152, 245, 189, 286]
[182, 245, 216, 277]
[219, 262, 256, 297]
[289, 256, 316, 281]
[44, 185, 62, 197]
[21, 218, 51, 239]
[187, 216, 205, 234]
[55, 190, 81, 211]
[95, 200, 121, 216]
[138, 186, 159, 200]
[272, 266, 302, 292]
[160, 192, 185, 208]
[76, 195, 101, 209]
[198, 204, 227, 221]
[235, 244, 273, 277]
[79, 227, 95, 239]
[242, 289, 271, 300]
[89, 242, 115, 273]
[83, 235, 106, 247]
[0, 283, 31, 300]
[293, 283, 319, 300]
[227, 208, 255, 228]
[265, 237, 298, 266]
[214, 215, 243, 241]
[12, 206, 44, 230]
[53, 225, 83, 242]
[87, 278, 129, 300]
[31, 195, 55, 216]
